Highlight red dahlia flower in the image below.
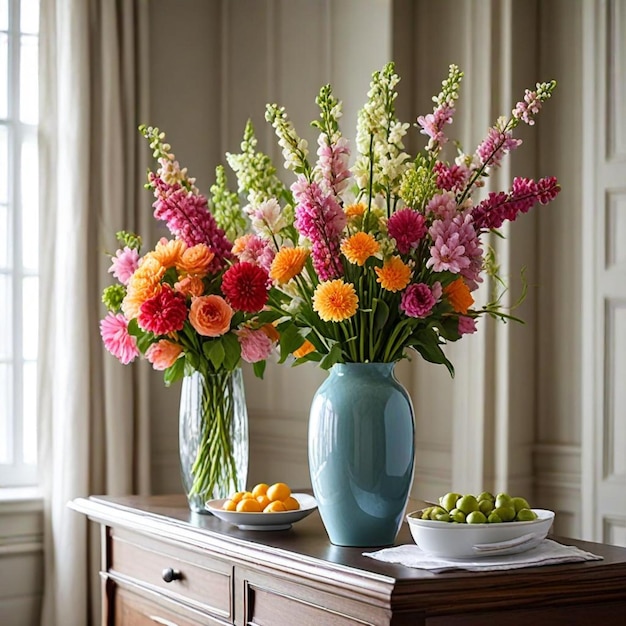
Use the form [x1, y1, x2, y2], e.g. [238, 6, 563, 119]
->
[221, 261, 269, 313]
[138, 284, 188, 334]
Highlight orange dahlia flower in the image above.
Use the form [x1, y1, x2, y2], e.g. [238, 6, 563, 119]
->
[151, 238, 186, 269]
[341, 232, 380, 266]
[313, 280, 358, 322]
[374, 256, 412, 292]
[270, 247, 309, 284]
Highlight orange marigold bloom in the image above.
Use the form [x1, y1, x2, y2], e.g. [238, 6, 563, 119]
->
[443, 278, 474, 314]
[374, 256, 412, 292]
[341, 232, 380, 266]
[313, 280, 358, 322]
[269, 247, 309, 284]
[177, 243, 215, 277]
[122, 256, 165, 318]
[151, 238, 186, 269]
[345, 202, 366, 218]
[260, 323, 280, 343]
[293, 339, 315, 359]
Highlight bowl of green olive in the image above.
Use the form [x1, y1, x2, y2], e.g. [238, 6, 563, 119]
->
[406, 491, 555, 559]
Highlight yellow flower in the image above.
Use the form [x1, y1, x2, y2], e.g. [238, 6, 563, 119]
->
[374, 256, 412, 292]
[341, 232, 380, 266]
[122, 256, 166, 318]
[344, 202, 366, 218]
[443, 278, 474, 314]
[293, 339, 315, 359]
[313, 280, 358, 322]
[270, 247, 309, 284]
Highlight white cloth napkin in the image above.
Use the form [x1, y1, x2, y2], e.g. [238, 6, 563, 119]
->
[363, 539, 603, 573]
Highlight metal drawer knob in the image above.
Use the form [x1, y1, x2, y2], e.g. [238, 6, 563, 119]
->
[161, 567, 182, 583]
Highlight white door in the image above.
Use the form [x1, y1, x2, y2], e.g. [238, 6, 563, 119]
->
[582, 0, 626, 547]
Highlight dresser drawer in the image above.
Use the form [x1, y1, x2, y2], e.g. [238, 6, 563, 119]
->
[109, 529, 232, 622]
[113, 584, 229, 626]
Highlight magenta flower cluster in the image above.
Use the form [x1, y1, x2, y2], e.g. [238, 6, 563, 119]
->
[472, 176, 561, 231]
[292, 176, 347, 281]
[149, 173, 233, 272]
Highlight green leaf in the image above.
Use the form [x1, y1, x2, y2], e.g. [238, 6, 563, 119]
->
[221, 333, 242, 371]
[372, 298, 390, 332]
[203, 339, 225, 369]
[278, 323, 307, 363]
[254, 309, 284, 324]
[437, 317, 461, 342]
[412, 337, 455, 378]
[163, 357, 185, 386]
[320, 343, 343, 370]
[253, 360, 266, 379]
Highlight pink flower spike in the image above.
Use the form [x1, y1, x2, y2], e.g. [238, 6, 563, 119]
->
[100, 312, 139, 364]
[108, 247, 140, 285]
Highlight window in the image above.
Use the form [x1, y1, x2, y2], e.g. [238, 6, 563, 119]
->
[0, 0, 39, 487]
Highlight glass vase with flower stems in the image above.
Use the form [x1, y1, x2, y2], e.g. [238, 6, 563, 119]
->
[179, 363, 248, 513]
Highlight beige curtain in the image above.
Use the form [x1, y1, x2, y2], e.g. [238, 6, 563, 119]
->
[38, 1, 151, 623]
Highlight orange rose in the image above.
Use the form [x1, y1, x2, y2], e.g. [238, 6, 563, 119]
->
[189, 295, 233, 337]
[177, 243, 215, 277]
[145, 340, 183, 370]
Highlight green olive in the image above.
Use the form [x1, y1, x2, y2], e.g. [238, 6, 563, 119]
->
[487, 511, 503, 523]
[494, 505, 516, 522]
[511, 496, 531, 513]
[455, 494, 479, 515]
[439, 492, 462, 512]
[516, 508, 538, 521]
[466, 511, 487, 524]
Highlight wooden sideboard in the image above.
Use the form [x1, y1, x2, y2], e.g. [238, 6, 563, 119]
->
[70, 495, 626, 626]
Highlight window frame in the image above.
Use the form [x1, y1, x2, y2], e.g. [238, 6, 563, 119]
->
[0, 0, 38, 488]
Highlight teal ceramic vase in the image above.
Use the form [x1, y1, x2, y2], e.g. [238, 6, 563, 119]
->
[308, 362, 415, 547]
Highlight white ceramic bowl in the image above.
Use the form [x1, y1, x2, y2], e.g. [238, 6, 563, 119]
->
[406, 508, 555, 559]
[205, 493, 318, 531]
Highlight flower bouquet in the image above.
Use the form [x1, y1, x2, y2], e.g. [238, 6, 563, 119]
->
[99, 128, 281, 508]
[222, 63, 560, 374]
[220, 62, 560, 545]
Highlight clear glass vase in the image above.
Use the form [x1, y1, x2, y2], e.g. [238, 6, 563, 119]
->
[179, 368, 249, 513]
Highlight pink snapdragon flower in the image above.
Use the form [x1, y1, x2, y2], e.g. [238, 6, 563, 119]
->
[149, 173, 232, 272]
[387, 208, 426, 254]
[236, 327, 274, 363]
[512, 89, 542, 125]
[292, 177, 346, 280]
[316, 134, 352, 196]
[475, 126, 522, 170]
[472, 176, 561, 231]
[417, 104, 455, 151]
[433, 161, 470, 192]
[100, 312, 139, 364]
[400, 283, 436, 318]
[108, 247, 140, 285]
